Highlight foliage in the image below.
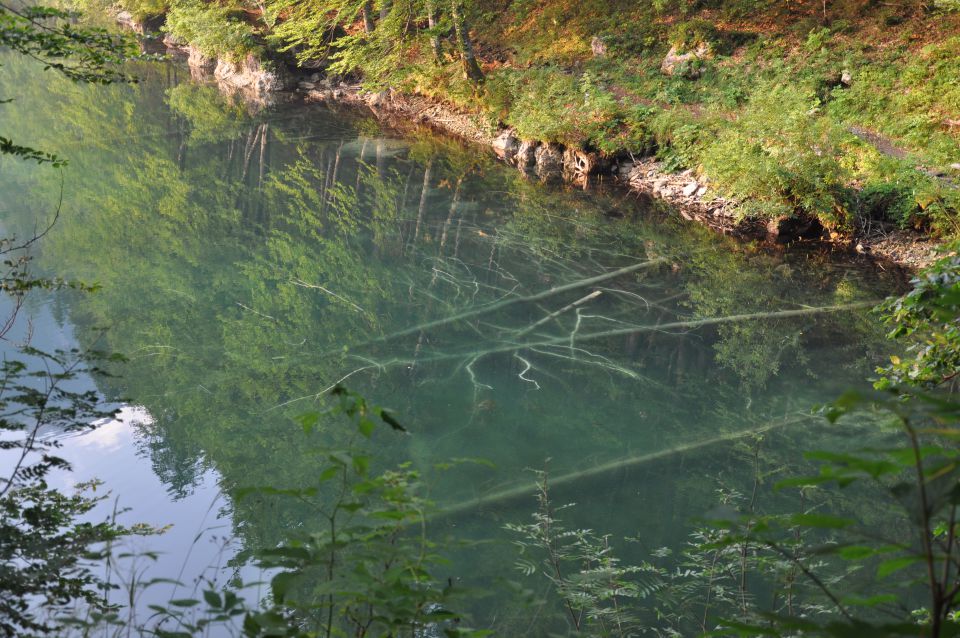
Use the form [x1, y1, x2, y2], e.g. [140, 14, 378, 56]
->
[0, 254, 144, 638]
[704, 387, 960, 638]
[266, 0, 485, 86]
[163, 1, 260, 61]
[506, 471, 654, 636]
[1, 2, 139, 166]
[237, 386, 485, 638]
[875, 243, 960, 390]
[0, 3, 137, 84]
[507, 471, 839, 636]
[669, 18, 719, 52]
[0, 481, 134, 638]
[701, 83, 853, 228]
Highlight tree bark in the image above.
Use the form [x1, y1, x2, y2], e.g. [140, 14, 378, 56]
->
[426, 0, 442, 60]
[450, 1, 483, 83]
[362, 0, 375, 32]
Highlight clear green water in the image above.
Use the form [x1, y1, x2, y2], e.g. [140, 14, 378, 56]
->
[0, 56, 905, 629]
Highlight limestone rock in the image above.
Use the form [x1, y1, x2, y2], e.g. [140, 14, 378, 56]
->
[535, 143, 564, 180]
[591, 36, 608, 57]
[563, 147, 606, 176]
[515, 140, 540, 169]
[682, 181, 699, 197]
[187, 46, 216, 72]
[162, 33, 184, 49]
[492, 130, 520, 159]
[660, 43, 710, 79]
[366, 91, 390, 108]
[214, 55, 295, 94]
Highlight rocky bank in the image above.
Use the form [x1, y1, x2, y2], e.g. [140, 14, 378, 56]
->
[125, 14, 944, 271]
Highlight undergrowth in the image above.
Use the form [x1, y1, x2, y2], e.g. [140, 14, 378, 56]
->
[83, 0, 960, 236]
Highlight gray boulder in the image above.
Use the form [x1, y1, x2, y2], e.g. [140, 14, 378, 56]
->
[515, 140, 540, 169]
[492, 130, 520, 159]
[660, 43, 711, 79]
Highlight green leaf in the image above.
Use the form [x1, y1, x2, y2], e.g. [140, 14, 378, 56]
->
[358, 417, 375, 438]
[877, 555, 923, 579]
[319, 466, 339, 482]
[379, 409, 407, 432]
[841, 594, 897, 607]
[352, 454, 370, 475]
[296, 411, 320, 434]
[271, 572, 298, 602]
[203, 590, 221, 609]
[786, 513, 854, 529]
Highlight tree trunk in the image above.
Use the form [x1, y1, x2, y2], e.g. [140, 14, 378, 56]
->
[412, 160, 431, 245]
[450, 1, 483, 83]
[426, 0, 442, 60]
[362, 1, 375, 32]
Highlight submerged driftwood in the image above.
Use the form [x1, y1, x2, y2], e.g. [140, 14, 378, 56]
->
[429, 413, 813, 522]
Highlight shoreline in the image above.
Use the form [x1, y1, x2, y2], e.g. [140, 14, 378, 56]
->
[143, 20, 944, 271]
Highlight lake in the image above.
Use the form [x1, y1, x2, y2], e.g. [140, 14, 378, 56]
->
[0, 55, 905, 632]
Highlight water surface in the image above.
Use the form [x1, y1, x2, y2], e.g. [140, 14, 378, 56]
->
[0, 56, 904, 630]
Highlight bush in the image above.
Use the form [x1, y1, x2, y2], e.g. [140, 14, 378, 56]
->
[669, 18, 720, 53]
[700, 83, 854, 228]
[488, 67, 624, 147]
[117, 0, 169, 20]
[598, 22, 666, 57]
[859, 180, 918, 227]
[163, 1, 260, 62]
[650, 108, 707, 171]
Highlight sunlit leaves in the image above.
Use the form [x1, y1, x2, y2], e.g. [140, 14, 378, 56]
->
[875, 243, 960, 390]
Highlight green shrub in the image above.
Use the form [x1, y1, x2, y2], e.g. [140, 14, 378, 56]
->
[485, 68, 578, 142]
[915, 181, 960, 237]
[119, 0, 169, 20]
[859, 180, 918, 227]
[804, 26, 833, 52]
[650, 108, 706, 171]
[600, 22, 666, 57]
[163, 0, 260, 61]
[488, 67, 608, 146]
[701, 83, 854, 228]
[669, 18, 720, 53]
